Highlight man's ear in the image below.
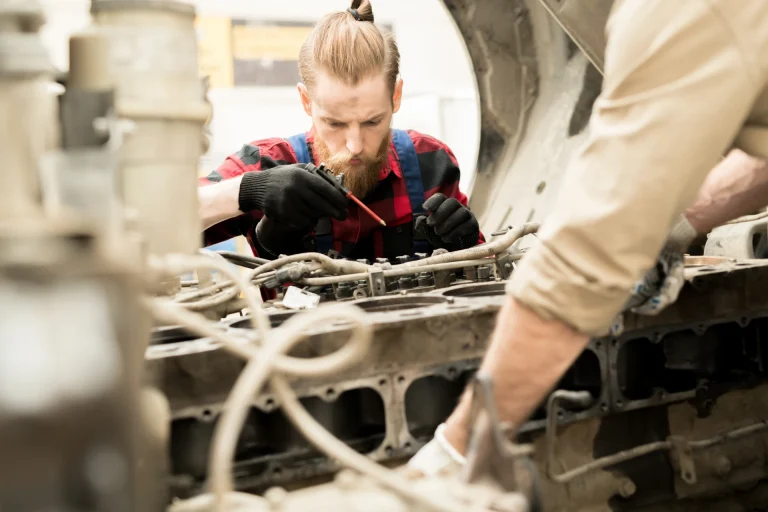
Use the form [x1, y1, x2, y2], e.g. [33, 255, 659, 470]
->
[393, 78, 403, 113]
[297, 83, 312, 116]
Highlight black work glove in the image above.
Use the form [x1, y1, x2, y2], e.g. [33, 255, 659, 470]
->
[414, 193, 480, 250]
[254, 216, 310, 258]
[238, 164, 349, 229]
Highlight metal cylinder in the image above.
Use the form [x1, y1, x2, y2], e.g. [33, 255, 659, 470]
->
[0, 226, 145, 512]
[90, 0, 210, 257]
[0, 0, 57, 222]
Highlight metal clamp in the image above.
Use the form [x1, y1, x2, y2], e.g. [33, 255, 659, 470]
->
[461, 373, 539, 510]
[367, 267, 387, 297]
[668, 436, 697, 485]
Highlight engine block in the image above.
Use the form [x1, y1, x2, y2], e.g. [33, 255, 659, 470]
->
[147, 258, 768, 511]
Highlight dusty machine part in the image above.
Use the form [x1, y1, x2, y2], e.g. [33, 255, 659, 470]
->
[0, 225, 147, 512]
[446, 0, 610, 236]
[704, 217, 768, 259]
[41, 29, 125, 237]
[441, 0, 539, 223]
[90, 0, 210, 261]
[155, 258, 768, 511]
[0, 0, 58, 222]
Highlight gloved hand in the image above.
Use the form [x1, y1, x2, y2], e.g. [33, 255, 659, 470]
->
[414, 193, 480, 250]
[238, 164, 349, 229]
[255, 216, 310, 258]
[610, 215, 697, 335]
[405, 423, 465, 478]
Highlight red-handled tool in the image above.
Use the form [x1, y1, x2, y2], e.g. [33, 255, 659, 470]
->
[312, 162, 387, 227]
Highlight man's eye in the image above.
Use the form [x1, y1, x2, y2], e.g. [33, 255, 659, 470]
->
[328, 121, 343, 128]
[364, 120, 381, 126]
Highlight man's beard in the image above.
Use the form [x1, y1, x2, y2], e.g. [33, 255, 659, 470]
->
[314, 134, 390, 199]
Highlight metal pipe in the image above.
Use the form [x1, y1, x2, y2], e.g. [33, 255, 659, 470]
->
[0, 0, 56, 222]
[545, 391, 768, 484]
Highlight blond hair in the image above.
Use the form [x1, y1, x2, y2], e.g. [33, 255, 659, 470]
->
[299, 0, 400, 97]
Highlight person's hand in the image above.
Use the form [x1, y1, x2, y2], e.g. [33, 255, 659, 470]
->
[610, 215, 695, 335]
[414, 193, 480, 250]
[238, 164, 349, 229]
[405, 423, 465, 478]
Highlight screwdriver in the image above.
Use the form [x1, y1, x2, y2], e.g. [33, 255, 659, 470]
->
[313, 162, 387, 227]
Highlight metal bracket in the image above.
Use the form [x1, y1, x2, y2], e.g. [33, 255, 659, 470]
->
[367, 267, 387, 297]
[461, 373, 539, 508]
[668, 436, 697, 485]
[545, 390, 594, 482]
[494, 250, 518, 280]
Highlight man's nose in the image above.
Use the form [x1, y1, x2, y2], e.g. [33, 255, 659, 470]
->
[345, 127, 363, 155]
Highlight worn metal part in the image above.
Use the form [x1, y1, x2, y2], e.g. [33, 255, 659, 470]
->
[0, 0, 57, 223]
[154, 258, 768, 511]
[704, 217, 768, 259]
[90, 0, 210, 259]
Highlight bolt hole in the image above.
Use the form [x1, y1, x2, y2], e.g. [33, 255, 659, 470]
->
[273, 467, 282, 476]
[385, 446, 394, 455]
[600, 403, 608, 412]
[326, 388, 335, 398]
[404, 442, 412, 450]
[265, 399, 275, 408]
[595, 341, 602, 349]
[616, 400, 624, 408]
[201, 409, 213, 419]
[447, 367, 457, 377]
[397, 376, 405, 383]
[378, 379, 387, 386]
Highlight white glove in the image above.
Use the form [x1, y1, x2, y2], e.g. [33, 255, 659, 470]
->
[610, 215, 695, 336]
[406, 423, 466, 477]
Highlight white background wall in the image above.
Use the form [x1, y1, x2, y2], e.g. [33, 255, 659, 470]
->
[38, 0, 480, 193]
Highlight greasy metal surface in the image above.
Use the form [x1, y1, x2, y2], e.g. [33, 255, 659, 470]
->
[442, 0, 539, 222]
[155, 259, 768, 509]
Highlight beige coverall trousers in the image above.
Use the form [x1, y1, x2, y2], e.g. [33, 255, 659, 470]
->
[508, 0, 768, 336]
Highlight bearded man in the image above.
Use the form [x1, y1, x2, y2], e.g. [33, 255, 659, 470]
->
[199, 0, 483, 261]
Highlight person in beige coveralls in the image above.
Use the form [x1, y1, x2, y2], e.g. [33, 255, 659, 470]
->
[408, 0, 768, 473]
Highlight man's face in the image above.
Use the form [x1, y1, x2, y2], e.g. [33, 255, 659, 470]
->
[299, 71, 403, 198]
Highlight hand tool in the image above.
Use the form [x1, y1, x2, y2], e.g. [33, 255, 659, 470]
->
[310, 162, 387, 226]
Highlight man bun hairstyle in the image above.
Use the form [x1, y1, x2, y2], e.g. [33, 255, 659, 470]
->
[299, 0, 400, 97]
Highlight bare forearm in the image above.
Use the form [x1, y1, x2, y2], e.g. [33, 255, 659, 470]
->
[198, 175, 244, 230]
[684, 149, 768, 234]
[443, 297, 589, 454]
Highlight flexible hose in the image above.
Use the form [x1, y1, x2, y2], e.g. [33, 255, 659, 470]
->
[206, 304, 461, 512]
[149, 254, 271, 337]
[394, 223, 539, 270]
[180, 286, 241, 312]
[245, 252, 372, 282]
[149, 255, 463, 511]
[299, 258, 501, 286]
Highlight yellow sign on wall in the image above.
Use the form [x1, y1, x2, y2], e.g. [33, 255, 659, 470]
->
[232, 23, 312, 61]
[195, 15, 234, 89]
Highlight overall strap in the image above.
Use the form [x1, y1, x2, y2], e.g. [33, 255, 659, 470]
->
[392, 129, 429, 255]
[286, 132, 333, 256]
[286, 132, 311, 164]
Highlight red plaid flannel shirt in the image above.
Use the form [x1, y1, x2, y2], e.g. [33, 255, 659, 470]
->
[201, 128, 484, 260]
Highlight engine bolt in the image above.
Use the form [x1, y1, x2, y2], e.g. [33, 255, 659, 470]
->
[715, 456, 732, 477]
[264, 487, 287, 507]
[618, 478, 636, 497]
